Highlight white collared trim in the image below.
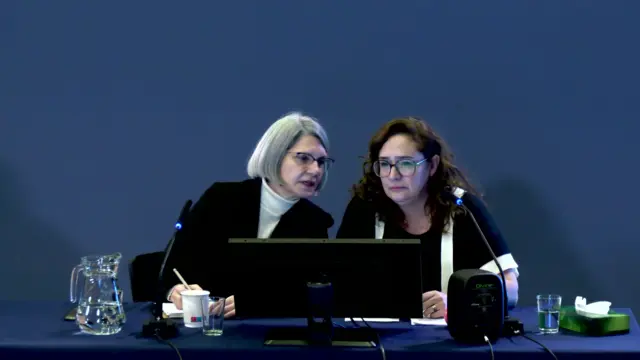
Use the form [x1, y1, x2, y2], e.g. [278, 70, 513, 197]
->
[480, 253, 520, 277]
[441, 187, 464, 292]
[374, 213, 385, 239]
[441, 216, 454, 293]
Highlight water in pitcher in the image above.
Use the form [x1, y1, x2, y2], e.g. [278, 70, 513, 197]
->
[76, 302, 125, 335]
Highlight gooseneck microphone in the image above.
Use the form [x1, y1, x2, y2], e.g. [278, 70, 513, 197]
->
[444, 189, 523, 340]
[446, 190, 509, 317]
[142, 199, 193, 339]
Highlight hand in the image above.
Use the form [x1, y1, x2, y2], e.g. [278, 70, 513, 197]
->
[422, 290, 447, 319]
[223, 295, 235, 319]
[169, 284, 202, 310]
[208, 296, 234, 318]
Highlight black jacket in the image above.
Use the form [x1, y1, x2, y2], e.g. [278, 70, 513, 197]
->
[162, 177, 334, 296]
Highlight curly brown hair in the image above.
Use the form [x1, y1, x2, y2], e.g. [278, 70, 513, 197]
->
[352, 117, 481, 231]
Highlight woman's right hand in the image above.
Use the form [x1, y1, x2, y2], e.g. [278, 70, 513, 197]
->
[169, 284, 203, 310]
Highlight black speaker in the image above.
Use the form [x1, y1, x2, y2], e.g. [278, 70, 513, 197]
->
[447, 269, 504, 344]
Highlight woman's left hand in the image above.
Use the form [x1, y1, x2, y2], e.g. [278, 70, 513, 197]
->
[422, 290, 447, 319]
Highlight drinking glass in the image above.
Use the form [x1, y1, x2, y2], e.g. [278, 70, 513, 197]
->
[537, 294, 562, 334]
[201, 296, 225, 336]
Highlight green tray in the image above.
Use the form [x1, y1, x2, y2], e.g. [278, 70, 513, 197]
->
[559, 306, 630, 336]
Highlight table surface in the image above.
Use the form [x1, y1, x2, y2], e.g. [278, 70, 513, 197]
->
[0, 301, 639, 360]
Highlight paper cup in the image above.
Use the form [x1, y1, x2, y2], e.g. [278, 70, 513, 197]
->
[181, 289, 210, 328]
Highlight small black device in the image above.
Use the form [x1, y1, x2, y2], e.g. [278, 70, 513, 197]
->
[142, 199, 193, 340]
[444, 189, 522, 344]
[226, 238, 423, 347]
[447, 269, 504, 343]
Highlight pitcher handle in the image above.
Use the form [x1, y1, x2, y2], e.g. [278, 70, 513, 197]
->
[70, 264, 84, 303]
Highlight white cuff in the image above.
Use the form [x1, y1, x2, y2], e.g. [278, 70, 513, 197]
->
[480, 253, 519, 278]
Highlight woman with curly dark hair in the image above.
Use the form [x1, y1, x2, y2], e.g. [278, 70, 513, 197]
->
[336, 117, 520, 319]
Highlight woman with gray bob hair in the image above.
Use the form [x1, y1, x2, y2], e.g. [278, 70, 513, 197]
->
[162, 111, 335, 320]
[247, 111, 332, 194]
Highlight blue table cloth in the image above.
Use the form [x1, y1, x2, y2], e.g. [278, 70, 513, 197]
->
[0, 301, 638, 360]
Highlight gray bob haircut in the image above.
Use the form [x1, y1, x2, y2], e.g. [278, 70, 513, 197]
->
[247, 112, 331, 191]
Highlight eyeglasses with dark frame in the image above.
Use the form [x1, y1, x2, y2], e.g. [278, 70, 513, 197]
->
[373, 158, 428, 177]
[290, 152, 335, 169]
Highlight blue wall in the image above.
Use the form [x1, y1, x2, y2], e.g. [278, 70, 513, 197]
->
[1, 0, 639, 310]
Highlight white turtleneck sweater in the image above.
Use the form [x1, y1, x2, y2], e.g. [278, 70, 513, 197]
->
[257, 178, 299, 238]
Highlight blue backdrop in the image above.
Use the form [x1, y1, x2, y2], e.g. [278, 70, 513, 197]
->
[1, 0, 639, 310]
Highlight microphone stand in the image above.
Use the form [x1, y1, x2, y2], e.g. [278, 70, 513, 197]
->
[142, 200, 193, 339]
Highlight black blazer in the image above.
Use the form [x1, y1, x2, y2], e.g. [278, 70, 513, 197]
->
[336, 195, 378, 239]
[162, 177, 334, 297]
[336, 193, 516, 293]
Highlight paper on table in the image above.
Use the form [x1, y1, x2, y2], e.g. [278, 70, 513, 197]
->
[345, 318, 400, 322]
[410, 318, 447, 326]
[161, 306, 449, 325]
[345, 317, 447, 326]
[163, 303, 183, 318]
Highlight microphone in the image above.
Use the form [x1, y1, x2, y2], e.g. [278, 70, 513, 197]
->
[444, 188, 523, 337]
[445, 189, 508, 315]
[142, 199, 193, 339]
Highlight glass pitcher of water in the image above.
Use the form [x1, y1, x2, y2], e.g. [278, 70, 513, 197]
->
[70, 253, 126, 335]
